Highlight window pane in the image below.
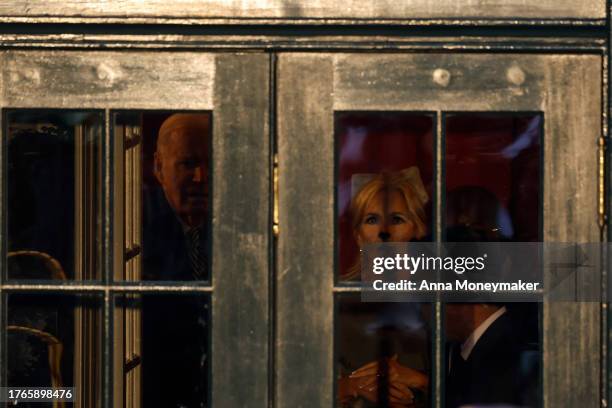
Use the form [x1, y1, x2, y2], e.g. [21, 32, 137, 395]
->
[115, 294, 209, 407]
[336, 295, 430, 407]
[7, 110, 104, 281]
[7, 294, 102, 406]
[444, 113, 540, 242]
[116, 112, 211, 282]
[336, 112, 434, 281]
[444, 113, 541, 408]
[335, 113, 434, 407]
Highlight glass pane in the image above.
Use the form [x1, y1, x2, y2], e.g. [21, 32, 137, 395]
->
[444, 113, 541, 408]
[115, 294, 209, 407]
[7, 294, 102, 406]
[444, 113, 540, 242]
[336, 295, 430, 407]
[335, 113, 434, 407]
[7, 110, 104, 280]
[336, 112, 434, 281]
[116, 112, 212, 282]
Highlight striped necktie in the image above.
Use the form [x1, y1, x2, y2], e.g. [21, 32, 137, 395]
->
[186, 226, 206, 280]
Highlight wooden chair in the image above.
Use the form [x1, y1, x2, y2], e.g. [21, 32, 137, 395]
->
[7, 250, 67, 408]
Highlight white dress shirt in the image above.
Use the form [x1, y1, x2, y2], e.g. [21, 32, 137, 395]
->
[460, 306, 507, 361]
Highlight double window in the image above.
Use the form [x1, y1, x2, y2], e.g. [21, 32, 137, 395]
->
[1, 50, 605, 407]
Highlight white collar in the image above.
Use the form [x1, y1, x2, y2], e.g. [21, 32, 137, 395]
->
[460, 306, 507, 360]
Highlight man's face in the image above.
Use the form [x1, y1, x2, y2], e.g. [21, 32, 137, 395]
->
[154, 128, 209, 227]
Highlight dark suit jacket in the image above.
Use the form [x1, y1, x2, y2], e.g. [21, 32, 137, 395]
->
[143, 186, 209, 281]
[142, 186, 209, 407]
[446, 311, 540, 408]
[142, 294, 208, 408]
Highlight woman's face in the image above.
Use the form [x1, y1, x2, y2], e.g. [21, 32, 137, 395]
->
[355, 189, 416, 246]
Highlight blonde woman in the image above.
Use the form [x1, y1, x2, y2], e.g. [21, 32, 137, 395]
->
[339, 167, 430, 407]
[344, 167, 429, 280]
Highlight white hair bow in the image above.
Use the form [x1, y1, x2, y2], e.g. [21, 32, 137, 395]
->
[350, 166, 428, 205]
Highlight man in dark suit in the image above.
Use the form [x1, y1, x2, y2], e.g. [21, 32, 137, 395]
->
[445, 303, 539, 408]
[142, 113, 211, 407]
[143, 113, 210, 281]
[443, 187, 540, 407]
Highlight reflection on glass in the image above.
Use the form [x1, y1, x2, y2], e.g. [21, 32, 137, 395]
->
[445, 114, 540, 242]
[336, 295, 430, 407]
[134, 112, 211, 281]
[116, 294, 209, 407]
[444, 114, 541, 408]
[7, 110, 103, 280]
[336, 113, 434, 280]
[7, 294, 101, 406]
